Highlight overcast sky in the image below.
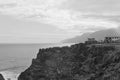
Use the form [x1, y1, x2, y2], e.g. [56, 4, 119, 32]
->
[0, 0, 120, 43]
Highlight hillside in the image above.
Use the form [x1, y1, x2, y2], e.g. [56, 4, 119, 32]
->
[18, 43, 120, 80]
[62, 28, 120, 43]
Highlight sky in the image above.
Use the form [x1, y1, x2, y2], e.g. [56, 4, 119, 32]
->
[0, 0, 120, 43]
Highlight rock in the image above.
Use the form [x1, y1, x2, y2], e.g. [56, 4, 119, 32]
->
[0, 74, 5, 80]
[18, 43, 120, 80]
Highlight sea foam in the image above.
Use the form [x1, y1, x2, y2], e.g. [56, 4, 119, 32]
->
[0, 71, 19, 80]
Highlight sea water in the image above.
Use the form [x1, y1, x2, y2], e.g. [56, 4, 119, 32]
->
[0, 43, 74, 80]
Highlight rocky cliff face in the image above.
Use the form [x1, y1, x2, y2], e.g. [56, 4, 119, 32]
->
[18, 43, 120, 80]
[0, 74, 5, 80]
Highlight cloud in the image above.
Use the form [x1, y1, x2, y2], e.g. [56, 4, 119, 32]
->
[0, 0, 119, 33]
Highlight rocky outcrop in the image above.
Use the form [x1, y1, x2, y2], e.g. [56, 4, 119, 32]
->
[0, 74, 5, 80]
[18, 43, 120, 80]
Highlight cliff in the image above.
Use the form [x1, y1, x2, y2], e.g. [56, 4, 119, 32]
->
[0, 74, 5, 80]
[18, 43, 120, 80]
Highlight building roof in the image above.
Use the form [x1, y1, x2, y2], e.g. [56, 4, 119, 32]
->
[105, 30, 120, 37]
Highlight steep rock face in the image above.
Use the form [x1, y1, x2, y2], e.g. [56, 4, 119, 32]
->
[18, 43, 120, 80]
[0, 74, 5, 80]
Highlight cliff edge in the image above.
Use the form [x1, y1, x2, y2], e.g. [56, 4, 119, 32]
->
[18, 43, 120, 80]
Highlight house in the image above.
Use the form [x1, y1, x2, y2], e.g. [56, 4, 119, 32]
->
[85, 38, 97, 44]
[104, 37, 120, 43]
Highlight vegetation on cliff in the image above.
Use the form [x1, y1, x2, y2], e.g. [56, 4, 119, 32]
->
[18, 43, 120, 80]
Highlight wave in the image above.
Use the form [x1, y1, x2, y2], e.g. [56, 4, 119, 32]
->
[0, 71, 19, 80]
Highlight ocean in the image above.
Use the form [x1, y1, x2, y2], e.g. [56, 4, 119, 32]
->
[0, 43, 74, 80]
